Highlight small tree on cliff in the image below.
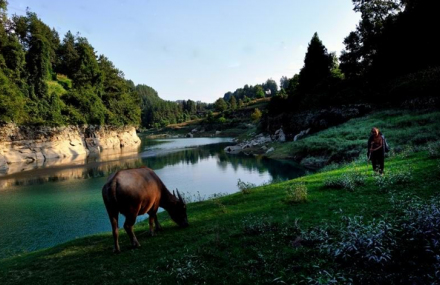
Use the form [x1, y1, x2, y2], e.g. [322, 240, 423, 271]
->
[251, 108, 262, 122]
[229, 95, 237, 110]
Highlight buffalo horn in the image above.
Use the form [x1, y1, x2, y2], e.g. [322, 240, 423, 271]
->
[176, 188, 184, 203]
[173, 190, 176, 197]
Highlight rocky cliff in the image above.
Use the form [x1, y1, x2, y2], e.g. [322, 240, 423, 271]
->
[262, 104, 372, 140]
[0, 124, 140, 173]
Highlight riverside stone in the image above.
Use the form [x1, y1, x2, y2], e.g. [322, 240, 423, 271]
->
[0, 124, 140, 170]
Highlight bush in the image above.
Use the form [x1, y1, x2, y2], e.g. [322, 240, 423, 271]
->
[374, 165, 413, 192]
[285, 181, 308, 204]
[251, 108, 262, 122]
[400, 196, 440, 255]
[237, 179, 256, 195]
[242, 215, 277, 235]
[320, 216, 396, 267]
[323, 165, 366, 191]
[217, 116, 227, 124]
[427, 141, 440, 158]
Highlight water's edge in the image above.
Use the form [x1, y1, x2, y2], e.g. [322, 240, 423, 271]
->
[0, 124, 141, 175]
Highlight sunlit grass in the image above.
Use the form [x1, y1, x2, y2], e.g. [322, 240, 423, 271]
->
[1, 110, 439, 284]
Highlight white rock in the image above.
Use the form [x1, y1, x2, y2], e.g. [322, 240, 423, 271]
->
[224, 145, 242, 154]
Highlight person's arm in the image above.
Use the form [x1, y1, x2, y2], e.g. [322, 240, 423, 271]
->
[371, 139, 383, 152]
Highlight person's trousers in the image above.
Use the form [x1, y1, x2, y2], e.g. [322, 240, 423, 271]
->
[371, 151, 384, 174]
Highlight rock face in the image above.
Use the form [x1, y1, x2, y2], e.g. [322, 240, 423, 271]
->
[272, 128, 286, 142]
[262, 104, 372, 140]
[0, 124, 140, 171]
[294, 128, 311, 141]
[224, 133, 272, 155]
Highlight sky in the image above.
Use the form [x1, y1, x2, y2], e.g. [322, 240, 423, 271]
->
[7, 0, 360, 103]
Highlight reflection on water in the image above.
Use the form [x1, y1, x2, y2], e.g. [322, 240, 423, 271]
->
[0, 136, 307, 259]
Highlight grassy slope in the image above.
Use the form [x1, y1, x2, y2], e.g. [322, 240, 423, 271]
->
[268, 109, 440, 163]
[1, 111, 439, 284]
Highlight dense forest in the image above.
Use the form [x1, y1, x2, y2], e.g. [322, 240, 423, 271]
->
[266, 0, 439, 116]
[0, 1, 141, 126]
[0, 1, 210, 128]
[212, 0, 439, 126]
[2, 0, 439, 129]
[137, 84, 212, 128]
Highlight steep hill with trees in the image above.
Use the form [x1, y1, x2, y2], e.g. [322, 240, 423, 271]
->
[261, 0, 440, 137]
[137, 84, 212, 129]
[0, 2, 140, 126]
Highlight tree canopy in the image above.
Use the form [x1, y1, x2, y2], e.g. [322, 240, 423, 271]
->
[0, 5, 140, 126]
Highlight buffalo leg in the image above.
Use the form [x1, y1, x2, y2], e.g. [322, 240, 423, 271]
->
[109, 213, 120, 253]
[154, 215, 162, 231]
[148, 215, 155, 236]
[124, 215, 140, 248]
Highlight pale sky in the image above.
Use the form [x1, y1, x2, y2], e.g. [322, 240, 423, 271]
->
[7, 0, 360, 103]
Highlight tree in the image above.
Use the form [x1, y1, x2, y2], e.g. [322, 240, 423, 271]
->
[262, 79, 278, 96]
[72, 37, 102, 89]
[214, 98, 228, 112]
[339, 0, 402, 79]
[229, 95, 237, 110]
[238, 99, 244, 108]
[255, 85, 265, 99]
[56, 31, 79, 77]
[280, 76, 289, 90]
[298, 32, 333, 94]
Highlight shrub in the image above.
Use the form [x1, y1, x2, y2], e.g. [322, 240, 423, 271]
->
[217, 116, 227, 124]
[237, 179, 256, 195]
[306, 270, 352, 285]
[302, 197, 440, 283]
[396, 145, 415, 159]
[251, 108, 262, 122]
[320, 216, 396, 267]
[168, 252, 207, 283]
[374, 165, 413, 192]
[400, 196, 440, 255]
[285, 181, 308, 204]
[242, 215, 277, 235]
[318, 163, 340, 173]
[427, 141, 440, 158]
[323, 166, 366, 191]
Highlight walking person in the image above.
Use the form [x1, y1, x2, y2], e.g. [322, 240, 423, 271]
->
[367, 127, 386, 174]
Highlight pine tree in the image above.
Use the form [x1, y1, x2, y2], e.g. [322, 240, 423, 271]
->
[298, 32, 333, 94]
[229, 95, 237, 110]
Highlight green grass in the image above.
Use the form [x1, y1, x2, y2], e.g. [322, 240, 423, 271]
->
[268, 109, 440, 163]
[0, 149, 439, 284]
[1, 109, 439, 284]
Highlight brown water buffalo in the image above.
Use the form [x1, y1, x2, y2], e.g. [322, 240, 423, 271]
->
[102, 167, 188, 253]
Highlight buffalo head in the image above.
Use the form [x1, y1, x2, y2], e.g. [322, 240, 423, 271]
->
[170, 189, 189, 227]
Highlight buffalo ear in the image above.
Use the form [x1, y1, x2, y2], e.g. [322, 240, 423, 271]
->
[173, 190, 176, 197]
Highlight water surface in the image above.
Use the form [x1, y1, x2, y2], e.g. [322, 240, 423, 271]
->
[0, 136, 306, 259]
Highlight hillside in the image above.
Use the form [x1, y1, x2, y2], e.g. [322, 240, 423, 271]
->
[1, 110, 439, 284]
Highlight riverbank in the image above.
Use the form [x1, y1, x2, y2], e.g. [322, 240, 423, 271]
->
[1, 109, 440, 284]
[0, 146, 439, 284]
[146, 109, 440, 169]
[0, 124, 140, 175]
